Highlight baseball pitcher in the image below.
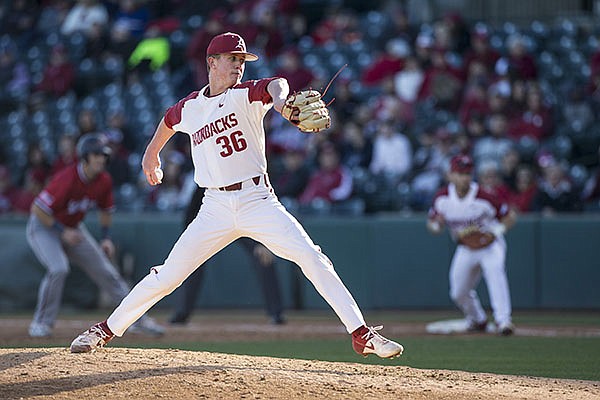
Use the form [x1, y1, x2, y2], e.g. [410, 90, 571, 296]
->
[70, 32, 403, 358]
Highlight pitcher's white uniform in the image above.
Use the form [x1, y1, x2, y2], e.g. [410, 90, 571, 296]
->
[104, 78, 366, 336]
[429, 182, 512, 327]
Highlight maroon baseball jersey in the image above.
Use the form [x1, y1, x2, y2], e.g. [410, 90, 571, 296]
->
[34, 163, 114, 227]
[429, 182, 509, 241]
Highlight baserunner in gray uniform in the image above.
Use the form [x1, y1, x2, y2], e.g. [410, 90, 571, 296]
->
[26, 133, 164, 338]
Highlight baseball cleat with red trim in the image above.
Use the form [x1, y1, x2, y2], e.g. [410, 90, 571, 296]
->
[70, 321, 114, 353]
[352, 325, 404, 359]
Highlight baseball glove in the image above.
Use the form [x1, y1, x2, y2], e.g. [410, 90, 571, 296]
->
[457, 227, 495, 250]
[281, 90, 331, 133]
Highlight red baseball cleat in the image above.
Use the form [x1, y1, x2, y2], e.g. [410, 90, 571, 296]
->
[352, 325, 403, 359]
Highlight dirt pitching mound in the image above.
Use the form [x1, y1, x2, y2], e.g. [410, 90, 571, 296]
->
[1, 348, 598, 400]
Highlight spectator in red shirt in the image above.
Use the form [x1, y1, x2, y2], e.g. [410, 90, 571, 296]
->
[418, 48, 463, 109]
[506, 78, 528, 119]
[508, 85, 553, 142]
[496, 34, 537, 81]
[393, 56, 425, 124]
[274, 48, 315, 93]
[362, 38, 408, 87]
[462, 29, 500, 79]
[459, 78, 489, 125]
[509, 164, 538, 212]
[299, 143, 353, 205]
[255, 8, 285, 59]
[311, 8, 362, 47]
[34, 44, 75, 98]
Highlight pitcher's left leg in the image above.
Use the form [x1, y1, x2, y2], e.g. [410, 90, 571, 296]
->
[241, 193, 365, 333]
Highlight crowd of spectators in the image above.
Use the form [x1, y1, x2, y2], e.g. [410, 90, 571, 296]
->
[1, 0, 600, 217]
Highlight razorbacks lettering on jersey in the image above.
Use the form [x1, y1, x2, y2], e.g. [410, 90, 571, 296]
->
[429, 182, 509, 242]
[164, 78, 277, 188]
[34, 164, 114, 227]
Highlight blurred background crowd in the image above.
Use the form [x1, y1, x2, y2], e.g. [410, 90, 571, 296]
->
[1, 0, 600, 216]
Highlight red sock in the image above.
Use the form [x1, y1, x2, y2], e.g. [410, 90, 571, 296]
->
[99, 320, 115, 337]
[351, 325, 368, 338]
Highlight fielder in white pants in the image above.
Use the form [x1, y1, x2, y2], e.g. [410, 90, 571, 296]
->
[427, 154, 517, 335]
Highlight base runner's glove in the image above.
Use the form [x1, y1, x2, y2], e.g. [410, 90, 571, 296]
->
[281, 90, 331, 133]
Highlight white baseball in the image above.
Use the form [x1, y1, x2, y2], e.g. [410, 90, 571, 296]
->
[155, 167, 163, 182]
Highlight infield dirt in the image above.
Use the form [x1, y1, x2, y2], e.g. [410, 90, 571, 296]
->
[1, 347, 599, 400]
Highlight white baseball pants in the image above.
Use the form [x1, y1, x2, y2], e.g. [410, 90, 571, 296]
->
[107, 180, 366, 335]
[448, 239, 512, 326]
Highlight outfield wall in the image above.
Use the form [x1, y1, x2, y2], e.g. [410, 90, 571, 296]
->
[1, 213, 599, 311]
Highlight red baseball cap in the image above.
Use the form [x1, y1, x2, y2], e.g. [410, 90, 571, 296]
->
[206, 32, 258, 61]
[450, 154, 474, 174]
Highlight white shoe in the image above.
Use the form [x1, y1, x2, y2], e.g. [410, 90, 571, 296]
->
[29, 322, 52, 338]
[352, 325, 404, 359]
[70, 322, 114, 353]
[128, 317, 165, 337]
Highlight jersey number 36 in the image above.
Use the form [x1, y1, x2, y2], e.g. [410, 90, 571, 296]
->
[216, 131, 248, 157]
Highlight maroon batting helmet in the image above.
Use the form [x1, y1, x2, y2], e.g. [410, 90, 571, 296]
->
[77, 133, 112, 161]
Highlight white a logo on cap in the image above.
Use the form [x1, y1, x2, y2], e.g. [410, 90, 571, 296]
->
[235, 37, 245, 51]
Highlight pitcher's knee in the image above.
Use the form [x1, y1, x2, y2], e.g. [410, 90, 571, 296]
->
[140, 266, 184, 296]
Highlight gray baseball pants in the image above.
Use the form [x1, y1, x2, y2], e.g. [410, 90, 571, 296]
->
[26, 215, 131, 328]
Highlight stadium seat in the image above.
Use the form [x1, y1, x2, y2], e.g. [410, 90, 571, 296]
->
[183, 15, 203, 32]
